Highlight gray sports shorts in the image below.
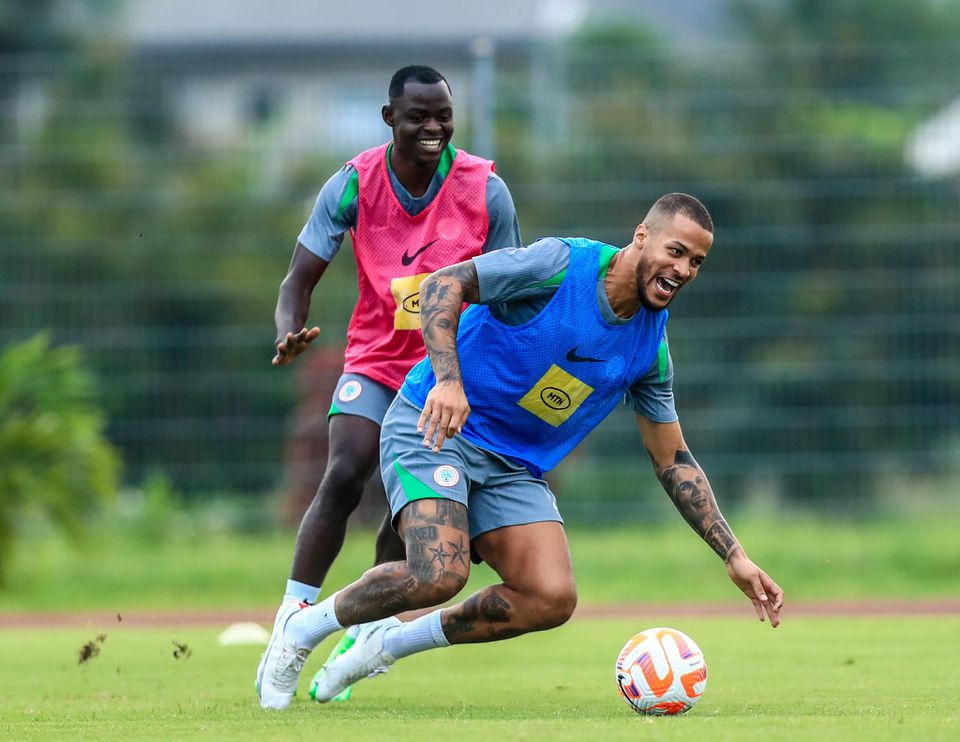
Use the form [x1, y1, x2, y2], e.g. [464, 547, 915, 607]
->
[328, 373, 397, 425]
[380, 394, 563, 551]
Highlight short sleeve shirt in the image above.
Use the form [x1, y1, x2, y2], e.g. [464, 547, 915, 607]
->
[297, 145, 521, 260]
[472, 237, 678, 423]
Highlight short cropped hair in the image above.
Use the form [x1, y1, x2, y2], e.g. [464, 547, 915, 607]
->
[389, 65, 450, 100]
[644, 193, 713, 234]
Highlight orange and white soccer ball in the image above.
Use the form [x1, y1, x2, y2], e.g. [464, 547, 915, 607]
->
[614, 627, 707, 715]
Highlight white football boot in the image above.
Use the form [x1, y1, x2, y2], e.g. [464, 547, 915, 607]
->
[311, 616, 401, 703]
[255, 601, 312, 709]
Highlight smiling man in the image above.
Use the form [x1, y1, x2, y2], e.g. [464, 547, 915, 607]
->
[259, 65, 520, 708]
[256, 193, 784, 710]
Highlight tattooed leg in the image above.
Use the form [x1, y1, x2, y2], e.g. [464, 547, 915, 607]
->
[656, 448, 740, 562]
[440, 521, 577, 645]
[440, 585, 525, 643]
[334, 499, 470, 626]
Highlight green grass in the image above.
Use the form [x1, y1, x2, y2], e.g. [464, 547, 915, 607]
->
[2, 516, 958, 612]
[0, 617, 957, 740]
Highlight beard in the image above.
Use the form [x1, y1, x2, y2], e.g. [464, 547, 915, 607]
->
[639, 291, 671, 311]
[636, 266, 674, 311]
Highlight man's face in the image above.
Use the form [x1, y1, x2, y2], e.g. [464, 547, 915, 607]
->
[633, 213, 713, 311]
[382, 81, 454, 167]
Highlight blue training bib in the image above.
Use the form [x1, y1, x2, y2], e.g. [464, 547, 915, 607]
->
[402, 238, 668, 477]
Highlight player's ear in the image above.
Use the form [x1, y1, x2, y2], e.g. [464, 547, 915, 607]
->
[634, 223, 647, 248]
[382, 104, 394, 127]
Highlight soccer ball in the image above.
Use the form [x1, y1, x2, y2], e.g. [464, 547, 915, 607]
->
[614, 627, 707, 715]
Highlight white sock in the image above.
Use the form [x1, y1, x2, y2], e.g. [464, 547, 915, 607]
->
[283, 579, 320, 605]
[286, 592, 343, 650]
[383, 610, 450, 660]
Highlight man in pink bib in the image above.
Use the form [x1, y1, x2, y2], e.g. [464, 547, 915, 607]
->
[259, 65, 520, 707]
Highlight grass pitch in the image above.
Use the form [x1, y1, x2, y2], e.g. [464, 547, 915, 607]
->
[3, 516, 958, 612]
[1, 616, 957, 741]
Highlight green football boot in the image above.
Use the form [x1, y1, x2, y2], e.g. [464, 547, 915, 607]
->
[308, 631, 356, 702]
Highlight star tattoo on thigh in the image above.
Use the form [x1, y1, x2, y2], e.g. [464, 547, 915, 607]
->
[447, 536, 469, 567]
[429, 541, 450, 567]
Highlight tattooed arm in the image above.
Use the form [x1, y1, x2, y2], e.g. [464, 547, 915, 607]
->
[416, 260, 481, 452]
[642, 420, 739, 563]
[636, 415, 784, 627]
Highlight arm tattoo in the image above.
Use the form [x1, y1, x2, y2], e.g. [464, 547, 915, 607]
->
[419, 261, 480, 384]
[658, 449, 739, 562]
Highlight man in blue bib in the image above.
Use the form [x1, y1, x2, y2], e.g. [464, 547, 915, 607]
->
[257, 193, 784, 708]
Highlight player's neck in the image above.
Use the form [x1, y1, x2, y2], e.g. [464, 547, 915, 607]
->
[389, 149, 438, 198]
[604, 248, 642, 319]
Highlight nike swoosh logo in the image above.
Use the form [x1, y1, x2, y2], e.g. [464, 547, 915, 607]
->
[566, 346, 605, 363]
[401, 238, 440, 267]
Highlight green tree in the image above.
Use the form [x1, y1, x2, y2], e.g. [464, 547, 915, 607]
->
[0, 334, 120, 582]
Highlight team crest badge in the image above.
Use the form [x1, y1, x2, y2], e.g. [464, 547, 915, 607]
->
[433, 465, 460, 487]
[338, 380, 363, 402]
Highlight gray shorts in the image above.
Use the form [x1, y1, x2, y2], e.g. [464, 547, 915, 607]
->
[328, 373, 397, 425]
[380, 394, 563, 550]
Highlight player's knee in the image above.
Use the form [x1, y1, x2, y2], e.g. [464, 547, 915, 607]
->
[530, 581, 578, 630]
[325, 453, 374, 490]
[421, 569, 468, 606]
[419, 582, 461, 607]
[315, 457, 373, 513]
[407, 560, 468, 606]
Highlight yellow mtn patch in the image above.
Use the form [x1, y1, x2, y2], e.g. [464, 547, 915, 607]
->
[390, 273, 430, 330]
[517, 364, 594, 427]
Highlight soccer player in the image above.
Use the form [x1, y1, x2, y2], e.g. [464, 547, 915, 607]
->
[257, 193, 783, 710]
[258, 65, 521, 707]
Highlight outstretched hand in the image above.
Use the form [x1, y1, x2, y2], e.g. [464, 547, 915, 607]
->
[417, 382, 471, 452]
[272, 327, 320, 366]
[725, 551, 783, 628]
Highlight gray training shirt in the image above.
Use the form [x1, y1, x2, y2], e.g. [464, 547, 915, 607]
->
[472, 237, 678, 423]
[297, 150, 521, 261]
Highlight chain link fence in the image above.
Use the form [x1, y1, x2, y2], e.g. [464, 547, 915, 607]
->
[2, 35, 958, 519]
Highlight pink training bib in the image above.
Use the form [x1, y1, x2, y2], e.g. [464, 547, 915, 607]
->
[342, 142, 492, 390]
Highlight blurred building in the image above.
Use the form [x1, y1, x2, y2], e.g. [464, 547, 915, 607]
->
[100, 0, 728, 159]
[14, 0, 734, 161]
[114, 0, 591, 159]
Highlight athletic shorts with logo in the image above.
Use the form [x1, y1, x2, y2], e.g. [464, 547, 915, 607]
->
[328, 373, 397, 425]
[380, 394, 563, 557]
